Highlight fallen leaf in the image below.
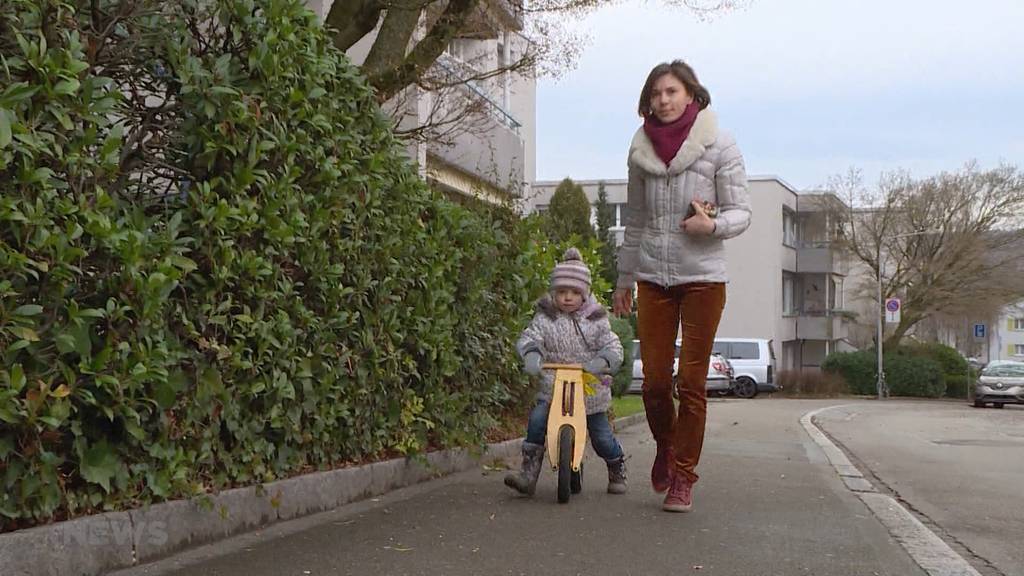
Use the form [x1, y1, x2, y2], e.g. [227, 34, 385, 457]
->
[693, 565, 703, 570]
[489, 513, 495, 520]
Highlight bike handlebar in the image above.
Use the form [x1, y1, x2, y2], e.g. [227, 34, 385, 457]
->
[542, 363, 584, 370]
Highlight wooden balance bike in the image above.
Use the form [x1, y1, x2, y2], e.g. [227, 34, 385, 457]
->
[543, 363, 590, 503]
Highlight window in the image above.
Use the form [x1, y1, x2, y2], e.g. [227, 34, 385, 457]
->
[534, 204, 548, 214]
[1015, 345, 1024, 357]
[1013, 318, 1024, 331]
[613, 203, 625, 228]
[729, 342, 760, 360]
[782, 273, 796, 315]
[783, 208, 798, 247]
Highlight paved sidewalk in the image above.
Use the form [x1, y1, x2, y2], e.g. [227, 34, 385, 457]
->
[107, 399, 930, 576]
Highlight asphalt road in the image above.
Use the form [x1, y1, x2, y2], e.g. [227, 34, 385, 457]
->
[110, 399, 929, 576]
[815, 400, 1024, 576]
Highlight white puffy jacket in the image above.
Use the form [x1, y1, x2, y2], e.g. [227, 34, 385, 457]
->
[617, 108, 752, 289]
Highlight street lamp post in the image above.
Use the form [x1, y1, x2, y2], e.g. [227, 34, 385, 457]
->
[875, 229, 938, 400]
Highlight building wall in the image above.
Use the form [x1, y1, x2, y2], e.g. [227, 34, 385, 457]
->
[989, 301, 1024, 362]
[718, 179, 796, 347]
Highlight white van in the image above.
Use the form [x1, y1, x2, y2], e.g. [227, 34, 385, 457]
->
[711, 338, 777, 397]
[628, 340, 733, 394]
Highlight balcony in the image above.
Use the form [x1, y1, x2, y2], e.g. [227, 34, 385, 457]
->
[796, 243, 848, 275]
[796, 311, 849, 341]
[424, 53, 525, 200]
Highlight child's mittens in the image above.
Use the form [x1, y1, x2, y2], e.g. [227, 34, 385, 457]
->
[583, 357, 610, 375]
[524, 352, 543, 376]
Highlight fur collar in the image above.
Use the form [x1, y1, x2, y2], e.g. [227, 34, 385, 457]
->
[629, 108, 718, 176]
[536, 293, 607, 320]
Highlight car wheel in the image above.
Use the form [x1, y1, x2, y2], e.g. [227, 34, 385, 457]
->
[972, 399, 985, 408]
[734, 377, 758, 399]
[993, 403, 1005, 409]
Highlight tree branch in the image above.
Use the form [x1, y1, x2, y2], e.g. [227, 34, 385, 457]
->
[361, 0, 423, 76]
[368, 0, 481, 102]
[327, 0, 384, 53]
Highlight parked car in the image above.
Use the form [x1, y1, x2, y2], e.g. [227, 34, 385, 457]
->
[711, 338, 778, 397]
[972, 360, 1024, 408]
[628, 340, 734, 395]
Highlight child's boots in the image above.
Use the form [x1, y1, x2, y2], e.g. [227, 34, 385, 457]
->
[607, 456, 627, 494]
[504, 442, 544, 495]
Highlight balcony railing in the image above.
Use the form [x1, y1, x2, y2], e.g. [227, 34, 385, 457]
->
[796, 245, 848, 275]
[434, 53, 522, 134]
[796, 311, 849, 341]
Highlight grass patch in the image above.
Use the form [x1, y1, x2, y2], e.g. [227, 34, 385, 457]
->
[611, 394, 645, 419]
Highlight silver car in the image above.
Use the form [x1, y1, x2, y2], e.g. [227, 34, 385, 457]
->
[628, 339, 734, 395]
[973, 360, 1024, 408]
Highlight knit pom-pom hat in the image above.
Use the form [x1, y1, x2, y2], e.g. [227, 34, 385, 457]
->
[549, 247, 592, 293]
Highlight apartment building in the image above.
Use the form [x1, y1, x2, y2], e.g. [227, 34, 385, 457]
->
[988, 301, 1024, 362]
[312, 0, 536, 203]
[530, 177, 852, 371]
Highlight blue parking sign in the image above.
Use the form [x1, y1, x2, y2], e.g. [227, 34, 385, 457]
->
[973, 323, 986, 339]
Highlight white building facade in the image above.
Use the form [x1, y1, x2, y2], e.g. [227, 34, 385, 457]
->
[988, 301, 1024, 362]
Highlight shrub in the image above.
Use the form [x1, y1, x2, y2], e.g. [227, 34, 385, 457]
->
[943, 374, 970, 399]
[899, 341, 967, 376]
[776, 370, 848, 397]
[885, 354, 945, 398]
[609, 316, 634, 397]
[822, 347, 946, 398]
[821, 351, 877, 395]
[0, 0, 547, 528]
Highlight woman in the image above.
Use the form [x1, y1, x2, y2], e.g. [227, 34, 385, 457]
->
[612, 60, 751, 513]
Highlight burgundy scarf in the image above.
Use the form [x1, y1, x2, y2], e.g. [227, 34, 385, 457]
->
[643, 101, 700, 166]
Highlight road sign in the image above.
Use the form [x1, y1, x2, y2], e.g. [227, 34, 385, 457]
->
[885, 298, 901, 324]
[973, 323, 986, 341]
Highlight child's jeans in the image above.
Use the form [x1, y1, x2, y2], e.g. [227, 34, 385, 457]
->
[524, 401, 624, 462]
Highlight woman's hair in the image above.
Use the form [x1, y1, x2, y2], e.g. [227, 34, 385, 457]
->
[637, 60, 711, 117]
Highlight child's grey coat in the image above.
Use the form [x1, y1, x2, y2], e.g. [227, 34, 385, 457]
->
[516, 294, 624, 415]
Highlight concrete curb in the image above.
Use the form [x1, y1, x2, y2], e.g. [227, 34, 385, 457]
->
[800, 405, 981, 576]
[1, 413, 644, 576]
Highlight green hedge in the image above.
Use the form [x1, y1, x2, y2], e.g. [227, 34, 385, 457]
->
[1, 0, 553, 528]
[821, 348, 945, 398]
[609, 316, 634, 397]
[884, 354, 945, 398]
[943, 374, 970, 399]
[821, 351, 877, 395]
[896, 341, 969, 398]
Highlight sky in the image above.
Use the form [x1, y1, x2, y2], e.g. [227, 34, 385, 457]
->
[535, 0, 1024, 191]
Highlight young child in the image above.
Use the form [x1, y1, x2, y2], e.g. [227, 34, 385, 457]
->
[504, 247, 627, 496]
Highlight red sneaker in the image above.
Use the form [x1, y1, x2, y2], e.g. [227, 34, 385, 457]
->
[662, 473, 693, 513]
[652, 444, 674, 493]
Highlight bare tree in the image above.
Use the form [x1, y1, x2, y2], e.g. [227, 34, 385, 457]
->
[828, 164, 1024, 348]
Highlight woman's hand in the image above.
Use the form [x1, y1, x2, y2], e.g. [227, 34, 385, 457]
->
[681, 201, 717, 236]
[613, 288, 633, 317]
